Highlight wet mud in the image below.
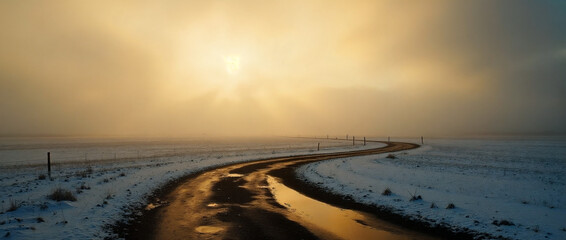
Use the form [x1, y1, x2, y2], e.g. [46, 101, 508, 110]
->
[114, 141, 479, 240]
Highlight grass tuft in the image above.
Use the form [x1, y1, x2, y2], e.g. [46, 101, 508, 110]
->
[75, 166, 93, 178]
[446, 203, 456, 209]
[48, 188, 77, 202]
[386, 154, 397, 159]
[408, 189, 422, 201]
[382, 188, 392, 196]
[409, 195, 422, 201]
[7, 199, 20, 212]
[38, 174, 47, 180]
[492, 219, 514, 226]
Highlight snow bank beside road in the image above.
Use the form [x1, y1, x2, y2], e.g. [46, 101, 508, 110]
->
[297, 138, 566, 240]
[0, 138, 371, 239]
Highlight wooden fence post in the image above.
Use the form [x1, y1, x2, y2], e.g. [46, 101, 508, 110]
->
[317, 143, 320, 151]
[353, 136, 355, 146]
[47, 152, 51, 178]
[364, 137, 366, 146]
[421, 136, 424, 145]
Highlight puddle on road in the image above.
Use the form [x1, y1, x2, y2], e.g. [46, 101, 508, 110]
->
[267, 176, 437, 240]
[195, 225, 224, 234]
[226, 173, 245, 177]
[145, 198, 168, 211]
[145, 203, 159, 211]
[206, 203, 220, 208]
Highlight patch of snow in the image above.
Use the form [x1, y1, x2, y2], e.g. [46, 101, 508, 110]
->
[297, 137, 566, 240]
[0, 137, 374, 239]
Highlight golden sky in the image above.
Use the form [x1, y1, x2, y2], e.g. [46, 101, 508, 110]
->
[1, 0, 565, 137]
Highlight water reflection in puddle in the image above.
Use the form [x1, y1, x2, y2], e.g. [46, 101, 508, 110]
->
[195, 225, 224, 234]
[207, 203, 220, 208]
[145, 198, 167, 211]
[226, 173, 245, 177]
[267, 176, 437, 240]
[145, 203, 159, 211]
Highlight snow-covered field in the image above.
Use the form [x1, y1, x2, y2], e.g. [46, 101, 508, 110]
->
[3, 136, 564, 240]
[0, 136, 364, 240]
[298, 137, 566, 240]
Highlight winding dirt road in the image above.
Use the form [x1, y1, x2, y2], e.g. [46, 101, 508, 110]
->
[124, 141, 439, 240]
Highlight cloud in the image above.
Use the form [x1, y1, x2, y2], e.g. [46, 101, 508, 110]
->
[1, 1, 564, 137]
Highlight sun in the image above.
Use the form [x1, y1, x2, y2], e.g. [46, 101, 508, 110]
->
[223, 56, 241, 75]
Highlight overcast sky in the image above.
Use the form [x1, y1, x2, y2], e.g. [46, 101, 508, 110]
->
[1, 0, 565, 137]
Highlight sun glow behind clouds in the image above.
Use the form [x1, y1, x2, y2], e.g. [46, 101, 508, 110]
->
[0, 1, 565, 137]
[224, 56, 241, 75]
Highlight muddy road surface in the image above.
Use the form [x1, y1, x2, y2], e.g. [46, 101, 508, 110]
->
[124, 141, 441, 240]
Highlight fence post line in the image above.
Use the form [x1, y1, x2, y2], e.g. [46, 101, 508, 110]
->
[317, 143, 320, 151]
[364, 137, 366, 146]
[421, 136, 424, 145]
[353, 136, 355, 146]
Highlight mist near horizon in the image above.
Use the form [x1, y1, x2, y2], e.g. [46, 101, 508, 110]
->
[1, 0, 565, 138]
